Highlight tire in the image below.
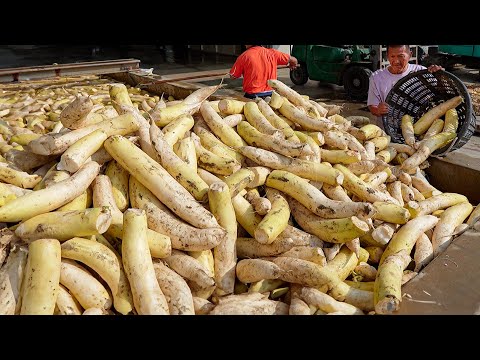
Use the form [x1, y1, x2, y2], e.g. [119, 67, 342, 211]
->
[290, 63, 309, 85]
[343, 66, 373, 101]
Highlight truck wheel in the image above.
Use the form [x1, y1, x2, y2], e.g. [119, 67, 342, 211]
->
[290, 63, 309, 85]
[343, 66, 372, 101]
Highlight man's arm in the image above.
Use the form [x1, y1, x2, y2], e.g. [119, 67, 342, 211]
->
[229, 58, 243, 79]
[272, 49, 298, 69]
[229, 65, 240, 79]
[367, 75, 389, 117]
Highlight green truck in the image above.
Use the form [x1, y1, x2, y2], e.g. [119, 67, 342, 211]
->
[289, 45, 374, 101]
[423, 45, 480, 72]
[288, 45, 423, 101]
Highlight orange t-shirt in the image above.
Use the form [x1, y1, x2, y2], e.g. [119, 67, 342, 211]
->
[229, 46, 290, 94]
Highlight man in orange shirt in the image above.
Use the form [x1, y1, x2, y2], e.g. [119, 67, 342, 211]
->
[229, 45, 298, 99]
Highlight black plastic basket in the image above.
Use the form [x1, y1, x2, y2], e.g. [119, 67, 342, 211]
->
[383, 69, 476, 156]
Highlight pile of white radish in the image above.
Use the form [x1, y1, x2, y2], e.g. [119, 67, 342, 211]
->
[0, 74, 478, 316]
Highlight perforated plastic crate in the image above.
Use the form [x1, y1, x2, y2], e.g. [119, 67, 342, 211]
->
[383, 69, 476, 156]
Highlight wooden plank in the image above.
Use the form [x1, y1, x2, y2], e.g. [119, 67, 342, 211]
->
[106, 71, 247, 101]
[141, 69, 230, 84]
[0, 59, 140, 83]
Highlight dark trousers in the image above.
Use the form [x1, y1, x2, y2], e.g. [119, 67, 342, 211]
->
[244, 91, 273, 99]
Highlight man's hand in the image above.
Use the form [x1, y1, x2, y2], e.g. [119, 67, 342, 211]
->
[376, 102, 389, 115]
[428, 64, 444, 73]
[368, 102, 389, 117]
[288, 56, 299, 70]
